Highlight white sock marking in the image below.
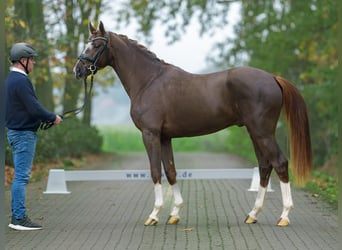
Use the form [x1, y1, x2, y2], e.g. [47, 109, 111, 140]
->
[280, 181, 293, 221]
[248, 185, 267, 219]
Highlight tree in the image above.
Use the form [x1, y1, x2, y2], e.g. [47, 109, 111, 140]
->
[221, 0, 337, 84]
[112, 0, 234, 45]
[7, 0, 54, 111]
[44, 0, 104, 125]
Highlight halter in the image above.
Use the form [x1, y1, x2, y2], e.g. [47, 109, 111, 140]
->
[77, 32, 109, 74]
[39, 33, 109, 130]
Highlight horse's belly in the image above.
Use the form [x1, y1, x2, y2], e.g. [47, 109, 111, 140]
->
[162, 112, 238, 138]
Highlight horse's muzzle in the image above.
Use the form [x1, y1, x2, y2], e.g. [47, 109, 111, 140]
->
[73, 63, 88, 79]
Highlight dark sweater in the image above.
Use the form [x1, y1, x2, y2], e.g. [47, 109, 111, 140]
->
[5, 70, 56, 131]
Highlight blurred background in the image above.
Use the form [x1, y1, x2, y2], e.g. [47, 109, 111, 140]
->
[4, 0, 337, 205]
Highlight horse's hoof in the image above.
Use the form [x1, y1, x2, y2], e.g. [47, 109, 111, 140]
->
[276, 218, 289, 227]
[244, 215, 257, 224]
[166, 216, 180, 225]
[144, 217, 158, 226]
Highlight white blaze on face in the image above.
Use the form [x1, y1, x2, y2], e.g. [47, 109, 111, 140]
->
[72, 63, 78, 76]
[73, 41, 93, 76]
[78, 40, 94, 60]
[83, 40, 94, 54]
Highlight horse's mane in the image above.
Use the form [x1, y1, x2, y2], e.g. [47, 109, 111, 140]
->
[115, 33, 168, 65]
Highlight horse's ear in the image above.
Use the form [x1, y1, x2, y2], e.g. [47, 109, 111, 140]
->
[98, 21, 106, 36]
[89, 22, 96, 34]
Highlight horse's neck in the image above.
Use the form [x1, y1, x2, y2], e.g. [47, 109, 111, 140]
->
[108, 33, 162, 99]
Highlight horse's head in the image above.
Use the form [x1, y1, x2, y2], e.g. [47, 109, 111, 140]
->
[73, 21, 109, 79]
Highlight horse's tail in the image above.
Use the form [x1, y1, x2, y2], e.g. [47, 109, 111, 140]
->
[275, 76, 312, 186]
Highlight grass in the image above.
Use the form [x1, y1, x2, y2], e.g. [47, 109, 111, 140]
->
[99, 125, 145, 152]
[305, 170, 338, 209]
[98, 125, 231, 153]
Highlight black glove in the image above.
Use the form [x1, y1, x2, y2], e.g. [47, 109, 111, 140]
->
[39, 120, 55, 130]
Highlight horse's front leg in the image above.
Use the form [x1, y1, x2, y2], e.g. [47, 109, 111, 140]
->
[161, 138, 184, 225]
[142, 130, 163, 226]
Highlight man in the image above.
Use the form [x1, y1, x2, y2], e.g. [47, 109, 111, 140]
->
[5, 42, 63, 230]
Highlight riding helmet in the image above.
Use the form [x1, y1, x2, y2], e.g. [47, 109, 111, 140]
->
[9, 43, 38, 62]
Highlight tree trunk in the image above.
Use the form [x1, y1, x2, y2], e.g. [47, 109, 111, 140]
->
[14, 0, 54, 111]
[62, 0, 102, 125]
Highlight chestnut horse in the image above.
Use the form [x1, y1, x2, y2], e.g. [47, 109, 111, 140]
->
[73, 22, 312, 227]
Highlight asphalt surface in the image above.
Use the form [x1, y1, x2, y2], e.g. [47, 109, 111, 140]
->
[4, 153, 338, 250]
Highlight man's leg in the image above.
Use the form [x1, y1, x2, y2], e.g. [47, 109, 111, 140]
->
[7, 130, 41, 230]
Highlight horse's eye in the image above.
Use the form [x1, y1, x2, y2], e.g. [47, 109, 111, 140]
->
[93, 43, 100, 49]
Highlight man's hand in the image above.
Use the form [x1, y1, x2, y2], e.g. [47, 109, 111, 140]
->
[54, 115, 63, 125]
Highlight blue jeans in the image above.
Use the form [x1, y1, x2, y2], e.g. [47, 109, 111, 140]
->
[7, 129, 37, 219]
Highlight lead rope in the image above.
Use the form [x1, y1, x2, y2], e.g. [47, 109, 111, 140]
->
[39, 69, 95, 130]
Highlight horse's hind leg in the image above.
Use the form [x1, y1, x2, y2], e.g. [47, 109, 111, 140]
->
[278, 181, 293, 226]
[258, 138, 294, 227]
[161, 138, 184, 224]
[246, 134, 293, 226]
[245, 139, 273, 224]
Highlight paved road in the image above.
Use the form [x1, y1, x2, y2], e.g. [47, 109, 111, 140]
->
[5, 153, 338, 250]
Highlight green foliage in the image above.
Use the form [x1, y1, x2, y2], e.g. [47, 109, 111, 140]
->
[305, 170, 338, 208]
[115, 0, 231, 44]
[225, 126, 257, 164]
[302, 83, 338, 166]
[5, 144, 13, 166]
[214, 0, 337, 83]
[6, 120, 103, 166]
[35, 119, 103, 162]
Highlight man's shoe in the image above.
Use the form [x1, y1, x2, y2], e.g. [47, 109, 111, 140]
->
[8, 216, 42, 231]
